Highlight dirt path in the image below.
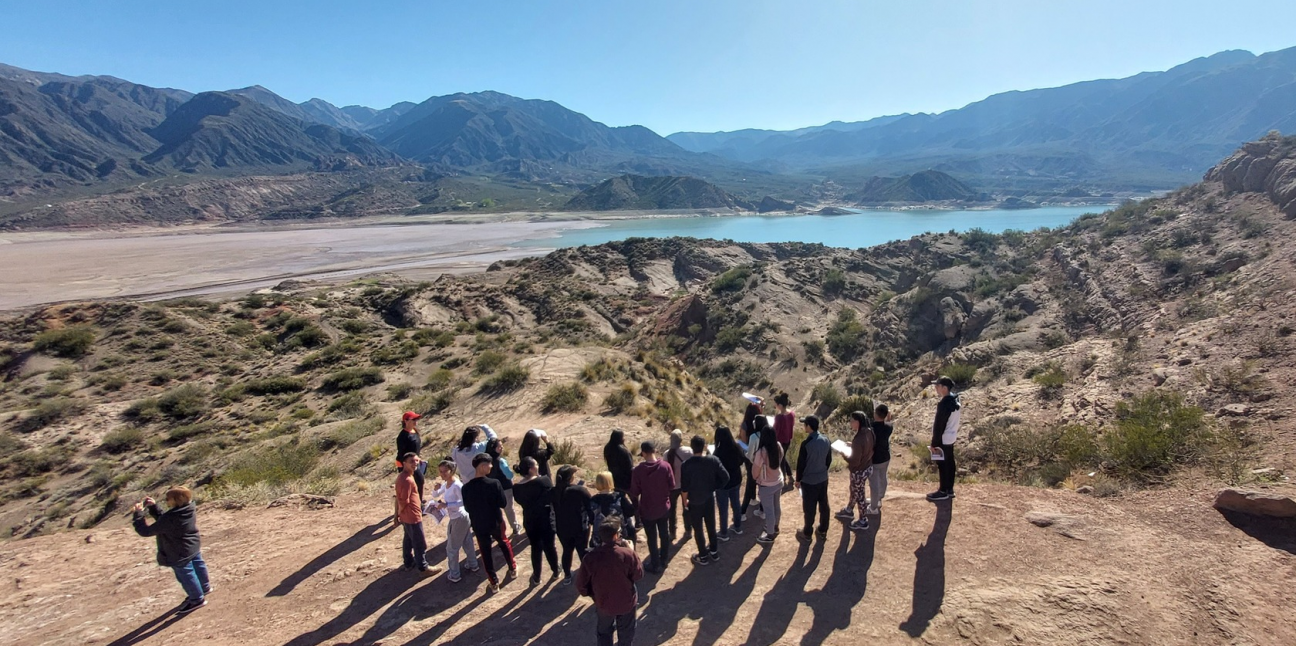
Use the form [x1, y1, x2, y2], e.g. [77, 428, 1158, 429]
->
[1, 481, 1292, 646]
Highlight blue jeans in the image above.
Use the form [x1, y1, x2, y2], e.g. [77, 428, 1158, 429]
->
[171, 552, 210, 602]
[716, 485, 742, 533]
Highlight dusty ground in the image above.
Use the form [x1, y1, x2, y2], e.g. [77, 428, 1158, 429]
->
[1, 480, 1291, 646]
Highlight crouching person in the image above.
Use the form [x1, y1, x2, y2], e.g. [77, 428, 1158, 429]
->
[577, 518, 644, 646]
[131, 486, 210, 615]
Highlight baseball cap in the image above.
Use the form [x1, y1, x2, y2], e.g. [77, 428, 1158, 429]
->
[402, 411, 421, 421]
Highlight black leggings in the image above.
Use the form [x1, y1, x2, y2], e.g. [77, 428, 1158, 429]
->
[557, 529, 589, 577]
[741, 465, 759, 514]
[778, 441, 793, 479]
[526, 523, 559, 579]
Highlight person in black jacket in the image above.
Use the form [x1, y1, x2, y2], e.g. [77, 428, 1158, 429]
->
[867, 404, 894, 514]
[553, 465, 593, 585]
[513, 457, 560, 585]
[928, 377, 962, 502]
[132, 486, 210, 615]
[518, 429, 555, 478]
[603, 429, 637, 541]
[712, 425, 745, 540]
[680, 435, 729, 566]
[462, 453, 517, 591]
[395, 411, 426, 500]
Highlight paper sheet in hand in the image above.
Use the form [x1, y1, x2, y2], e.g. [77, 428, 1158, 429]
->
[742, 392, 762, 404]
[930, 446, 945, 462]
[830, 439, 852, 458]
[707, 444, 715, 455]
[422, 499, 447, 523]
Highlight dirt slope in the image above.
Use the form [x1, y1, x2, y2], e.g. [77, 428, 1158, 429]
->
[1, 480, 1291, 646]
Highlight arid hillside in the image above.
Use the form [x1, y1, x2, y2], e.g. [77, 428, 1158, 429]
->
[1, 135, 1294, 645]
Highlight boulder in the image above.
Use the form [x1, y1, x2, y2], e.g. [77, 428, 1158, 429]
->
[1025, 511, 1087, 540]
[1213, 488, 1296, 518]
[1217, 404, 1252, 417]
[268, 493, 335, 510]
[1152, 368, 1169, 386]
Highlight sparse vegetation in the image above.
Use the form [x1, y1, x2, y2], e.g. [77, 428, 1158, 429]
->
[941, 363, 978, 387]
[822, 268, 847, 297]
[100, 427, 144, 454]
[826, 308, 867, 362]
[541, 382, 588, 413]
[482, 363, 530, 392]
[321, 367, 384, 392]
[318, 417, 383, 451]
[1105, 390, 1210, 483]
[15, 397, 88, 433]
[602, 383, 638, 414]
[711, 265, 752, 293]
[32, 326, 96, 358]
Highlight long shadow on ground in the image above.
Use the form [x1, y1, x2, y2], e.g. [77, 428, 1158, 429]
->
[1219, 509, 1296, 555]
[801, 517, 878, 645]
[636, 525, 763, 645]
[266, 518, 396, 597]
[899, 500, 952, 637]
[744, 529, 828, 646]
[104, 606, 186, 646]
[281, 569, 424, 646]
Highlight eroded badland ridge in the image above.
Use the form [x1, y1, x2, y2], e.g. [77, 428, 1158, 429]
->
[0, 137, 1294, 645]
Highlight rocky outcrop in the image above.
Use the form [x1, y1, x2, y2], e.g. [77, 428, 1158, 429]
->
[651, 294, 710, 342]
[1206, 133, 1296, 218]
[1213, 488, 1296, 518]
[1051, 245, 1124, 332]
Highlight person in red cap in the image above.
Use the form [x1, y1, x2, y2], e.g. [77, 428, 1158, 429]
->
[397, 411, 427, 500]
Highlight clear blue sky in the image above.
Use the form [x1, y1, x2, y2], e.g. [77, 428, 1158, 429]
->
[3, 0, 1295, 135]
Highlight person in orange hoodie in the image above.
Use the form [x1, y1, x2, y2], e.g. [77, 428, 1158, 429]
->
[395, 452, 441, 575]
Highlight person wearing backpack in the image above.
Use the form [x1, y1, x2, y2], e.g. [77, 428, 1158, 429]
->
[554, 465, 593, 585]
[663, 429, 693, 539]
[588, 472, 636, 548]
[576, 519, 643, 646]
[680, 435, 728, 566]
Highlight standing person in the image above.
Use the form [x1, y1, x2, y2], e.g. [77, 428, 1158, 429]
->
[680, 435, 728, 566]
[867, 404, 894, 514]
[554, 465, 593, 585]
[836, 411, 876, 530]
[604, 429, 634, 493]
[452, 424, 498, 481]
[131, 486, 210, 615]
[462, 453, 517, 592]
[429, 460, 479, 583]
[663, 430, 693, 539]
[752, 425, 784, 544]
[629, 441, 674, 573]
[576, 519, 644, 646]
[588, 472, 636, 547]
[772, 393, 796, 482]
[513, 457, 560, 584]
[485, 437, 520, 535]
[928, 377, 962, 502]
[711, 425, 745, 540]
[394, 452, 441, 575]
[396, 411, 427, 499]
[794, 415, 832, 541]
[740, 403, 765, 521]
[518, 429, 555, 478]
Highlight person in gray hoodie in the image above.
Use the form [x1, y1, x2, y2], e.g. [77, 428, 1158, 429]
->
[793, 415, 832, 541]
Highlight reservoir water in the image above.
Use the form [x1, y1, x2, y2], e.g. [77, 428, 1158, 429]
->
[520, 205, 1111, 250]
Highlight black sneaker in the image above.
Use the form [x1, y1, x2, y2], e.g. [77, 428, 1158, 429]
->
[731, 526, 743, 535]
[530, 574, 541, 585]
[795, 529, 811, 542]
[756, 532, 776, 544]
[815, 530, 828, 541]
[709, 549, 719, 561]
[717, 531, 731, 542]
[175, 598, 206, 615]
[201, 585, 212, 595]
[691, 554, 711, 566]
[926, 491, 952, 501]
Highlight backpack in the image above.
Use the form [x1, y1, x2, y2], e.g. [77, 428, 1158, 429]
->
[587, 493, 627, 547]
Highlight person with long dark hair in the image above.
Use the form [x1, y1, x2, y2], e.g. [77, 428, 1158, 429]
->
[753, 422, 784, 544]
[553, 465, 593, 585]
[603, 429, 634, 492]
[739, 400, 764, 521]
[836, 410, 877, 531]
[772, 392, 796, 482]
[452, 424, 497, 480]
[485, 437, 519, 535]
[712, 425, 745, 540]
[513, 456, 560, 584]
[395, 411, 427, 499]
[518, 428, 555, 478]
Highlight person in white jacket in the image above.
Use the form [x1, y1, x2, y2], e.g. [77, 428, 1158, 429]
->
[429, 460, 480, 583]
[452, 424, 497, 479]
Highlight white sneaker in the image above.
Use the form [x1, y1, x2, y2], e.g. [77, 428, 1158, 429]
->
[866, 506, 880, 515]
[753, 508, 766, 520]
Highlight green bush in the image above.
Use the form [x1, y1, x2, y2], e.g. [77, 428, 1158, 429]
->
[32, 326, 96, 358]
[100, 427, 144, 454]
[482, 363, 530, 392]
[157, 384, 209, 420]
[822, 268, 847, 297]
[826, 308, 867, 362]
[321, 367, 384, 392]
[1105, 390, 1209, 482]
[327, 391, 372, 420]
[1031, 362, 1067, 398]
[941, 363, 978, 387]
[338, 319, 369, 335]
[244, 376, 307, 395]
[167, 422, 217, 444]
[711, 266, 752, 293]
[802, 339, 825, 363]
[412, 328, 456, 348]
[123, 397, 162, 423]
[408, 390, 454, 416]
[15, 397, 88, 433]
[386, 382, 414, 401]
[714, 326, 746, 352]
[318, 417, 382, 451]
[5, 446, 73, 478]
[426, 368, 455, 391]
[581, 359, 618, 383]
[602, 383, 638, 414]
[298, 339, 362, 371]
[541, 382, 588, 413]
[226, 321, 256, 337]
[372, 339, 420, 365]
[834, 394, 873, 420]
[474, 350, 507, 375]
[811, 382, 841, 411]
[551, 438, 586, 469]
[220, 440, 319, 487]
[962, 228, 1000, 254]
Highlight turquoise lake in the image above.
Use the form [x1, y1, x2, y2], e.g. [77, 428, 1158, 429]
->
[519, 205, 1112, 250]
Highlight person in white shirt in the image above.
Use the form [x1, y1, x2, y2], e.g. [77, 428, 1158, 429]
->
[451, 424, 497, 479]
[430, 460, 480, 583]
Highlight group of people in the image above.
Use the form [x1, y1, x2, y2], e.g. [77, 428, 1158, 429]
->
[128, 376, 963, 645]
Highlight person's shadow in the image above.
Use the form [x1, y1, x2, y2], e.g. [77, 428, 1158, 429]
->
[744, 534, 827, 646]
[104, 606, 187, 646]
[899, 500, 952, 637]
[266, 518, 396, 597]
[800, 515, 878, 645]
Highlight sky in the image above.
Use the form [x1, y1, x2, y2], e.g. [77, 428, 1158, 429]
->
[3, 0, 1296, 135]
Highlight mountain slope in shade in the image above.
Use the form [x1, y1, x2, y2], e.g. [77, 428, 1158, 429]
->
[562, 174, 751, 211]
[144, 92, 397, 171]
[298, 98, 365, 132]
[341, 101, 417, 132]
[845, 170, 980, 204]
[667, 114, 908, 159]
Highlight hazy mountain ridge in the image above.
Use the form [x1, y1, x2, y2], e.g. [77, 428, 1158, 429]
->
[561, 174, 752, 211]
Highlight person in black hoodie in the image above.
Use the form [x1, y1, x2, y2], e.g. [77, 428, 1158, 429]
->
[513, 457, 560, 585]
[712, 425, 745, 540]
[395, 411, 426, 499]
[132, 486, 210, 615]
[518, 429, 555, 478]
[927, 377, 962, 502]
[603, 429, 636, 540]
[553, 465, 593, 585]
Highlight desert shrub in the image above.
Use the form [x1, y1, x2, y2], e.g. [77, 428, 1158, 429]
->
[1105, 390, 1210, 482]
[47, 364, 78, 381]
[962, 227, 999, 254]
[15, 397, 88, 433]
[425, 368, 455, 391]
[822, 268, 847, 297]
[811, 382, 841, 410]
[372, 339, 420, 365]
[386, 382, 414, 401]
[802, 339, 825, 363]
[1207, 360, 1266, 397]
[244, 376, 307, 395]
[412, 328, 456, 348]
[123, 397, 162, 423]
[826, 308, 867, 362]
[32, 326, 96, 358]
[149, 370, 177, 386]
[408, 390, 454, 416]
[220, 440, 319, 487]
[327, 391, 372, 420]
[551, 438, 586, 469]
[1031, 362, 1068, 398]
[834, 394, 873, 420]
[283, 323, 328, 350]
[580, 359, 618, 383]
[714, 326, 746, 352]
[226, 321, 256, 336]
[602, 383, 638, 414]
[338, 319, 369, 335]
[542, 382, 588, 413]
[5, 445, 73, 478]
[474, 350, 507, 375]
[941, 363, 978, 387]
[318, 417, 383, 451]
[321, 367, 384, 392]
[699, 357, 770, 395]
[711, 266, 752, 293]
[0, 432, 24, 458]
[166, 422, 217, 444]
[297, 339, 362, 371]
[157, 384, 209, 420]
[100, 427, 144, 454]
[482, 363, 530, 392]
